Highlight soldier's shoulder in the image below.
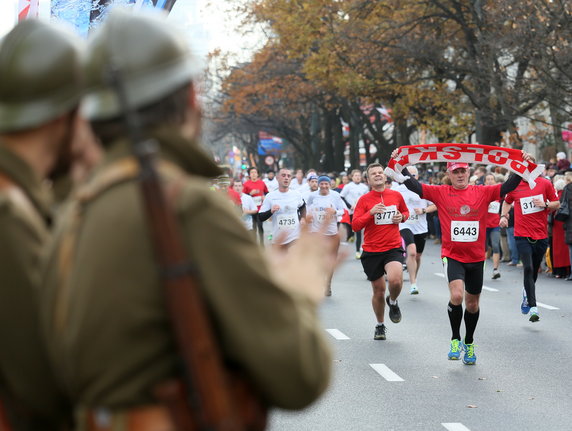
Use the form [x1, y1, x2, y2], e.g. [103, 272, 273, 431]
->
[175, 176, 233, 212]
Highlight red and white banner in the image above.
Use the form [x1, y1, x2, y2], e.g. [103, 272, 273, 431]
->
[385, 143, 545, 188]
[18, 0, 39, 21]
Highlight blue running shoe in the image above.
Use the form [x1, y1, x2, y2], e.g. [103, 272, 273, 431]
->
[448, 339, 461, 360]
[463, 343, 477, 365]
[521, 288, 530, 315]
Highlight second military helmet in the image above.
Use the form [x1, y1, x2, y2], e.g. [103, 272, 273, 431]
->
[0, 20, 83, 133]
[83, 9, 201, 122]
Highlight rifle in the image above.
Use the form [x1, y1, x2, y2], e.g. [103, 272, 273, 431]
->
[107, 67, 266, 431]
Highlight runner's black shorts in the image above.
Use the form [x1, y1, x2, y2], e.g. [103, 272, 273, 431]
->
[361, 248, 405, 281]
[400, 229, 428, 254]
[442, 256, 484, 295]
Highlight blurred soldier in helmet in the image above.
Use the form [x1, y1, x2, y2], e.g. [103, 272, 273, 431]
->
[0, 19, 84, 430]
[40, 9, 332, 430]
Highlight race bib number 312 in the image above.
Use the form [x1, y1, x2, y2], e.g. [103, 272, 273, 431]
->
[520, 194, 543, 215]
[451, 220, 479, 242]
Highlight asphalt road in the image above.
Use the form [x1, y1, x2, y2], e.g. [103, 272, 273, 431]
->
[268, 240, 572, 431]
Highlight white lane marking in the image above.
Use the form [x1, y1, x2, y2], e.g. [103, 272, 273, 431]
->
[435, 273, 498, 292]
[442, 423, 471, 431]
[369, 364, 404, 382]
[435, 274, 559, 309]
[325, 329, 350, 340]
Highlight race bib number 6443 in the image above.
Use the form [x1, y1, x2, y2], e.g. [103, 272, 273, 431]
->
[451, 220, 479, 242]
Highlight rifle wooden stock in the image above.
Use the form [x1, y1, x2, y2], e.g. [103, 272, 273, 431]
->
[137, 158, 266, 431]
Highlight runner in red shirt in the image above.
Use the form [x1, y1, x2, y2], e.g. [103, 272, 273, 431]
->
[500, 174, 559, 322]
[393, 150, 532, 365]
[352, 163, 409, 341]
[243, 167, 269, 245]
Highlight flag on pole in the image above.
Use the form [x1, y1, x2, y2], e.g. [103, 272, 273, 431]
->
[18, 0, 39, 21]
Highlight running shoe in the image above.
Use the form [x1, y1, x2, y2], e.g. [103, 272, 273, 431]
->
[410, 284, 419, 295]
[492, 269, 501, 279]
[374, 324, 386, 340]
[521, 289, 530, 314]
[448, 339, 462, 360]
[385, 296, 402, 323]
[462, 343, 477, 365]
[529, 307, 539, 322]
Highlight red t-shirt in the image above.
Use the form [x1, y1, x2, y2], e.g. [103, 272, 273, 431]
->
[504, 178, 558, 240]
[422, 183, 501, 263]
[352, 189, 409, 253]
[486, 199, 501, 228]
[227, 188, 242, 206]
[243, 180, 268, 209]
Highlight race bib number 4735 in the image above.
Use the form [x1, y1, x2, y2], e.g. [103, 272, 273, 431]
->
[450, 220, 479, 242]
[374, 205, 397, 225]
[277, 214, 297, 230]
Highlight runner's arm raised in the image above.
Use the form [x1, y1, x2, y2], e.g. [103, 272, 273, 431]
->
[499, 173, 521, 198]
[401, 167, 423, 197]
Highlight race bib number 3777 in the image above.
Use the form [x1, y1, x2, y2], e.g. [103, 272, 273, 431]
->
[374, 205, 397, 225]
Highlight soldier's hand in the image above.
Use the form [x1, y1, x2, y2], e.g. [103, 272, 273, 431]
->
[268, 223, 342, 304]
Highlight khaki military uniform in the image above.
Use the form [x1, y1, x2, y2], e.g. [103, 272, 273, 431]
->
[0, 145, 71, 430]
[41, 127, 331, 428]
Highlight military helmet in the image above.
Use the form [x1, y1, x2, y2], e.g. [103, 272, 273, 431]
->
[83, 9, 201, 122]
[0, 20, 83, 133]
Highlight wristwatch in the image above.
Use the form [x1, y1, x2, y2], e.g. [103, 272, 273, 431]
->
[422, 208, 426, 214]
[500, 214, 509, 219]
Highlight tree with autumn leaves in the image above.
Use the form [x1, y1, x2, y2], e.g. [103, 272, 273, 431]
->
[214, 0, 572, 171]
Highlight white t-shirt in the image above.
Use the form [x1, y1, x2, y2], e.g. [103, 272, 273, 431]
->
[306, 191, 346, 235]
[263, 177, 279, 193]
[260, 189, 305, 245]
[240, 193, 257, 230]
[393, 183, 432, 235]
[289, 178, 306, 190]
[340, 181, 369, 214]
[301, 188, 318, 203]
